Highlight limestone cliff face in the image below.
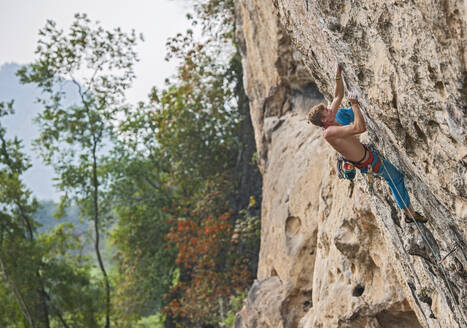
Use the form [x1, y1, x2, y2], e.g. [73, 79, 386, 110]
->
[234, 1, 466, 327]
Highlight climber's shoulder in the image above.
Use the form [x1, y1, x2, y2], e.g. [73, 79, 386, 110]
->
[322, 126, 337, 140]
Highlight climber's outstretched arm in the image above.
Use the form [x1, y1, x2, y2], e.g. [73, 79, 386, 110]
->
[348, 93, 366, 133]
[324, 93, 365, 139]
[323, 124, 363, 140]
[329, 63, 344, 115]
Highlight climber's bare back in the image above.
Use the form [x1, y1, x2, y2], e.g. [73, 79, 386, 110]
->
[323, 127, 368, 163]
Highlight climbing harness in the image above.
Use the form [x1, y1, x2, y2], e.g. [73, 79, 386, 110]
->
[343, 162, 356, 180]
[337, 154, 356, 181]
[337, 144, 382, 185]
[337, 155, 356, 198]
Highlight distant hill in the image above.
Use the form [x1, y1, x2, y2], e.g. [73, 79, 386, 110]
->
[35, 200, 100, 262]
[0, 63, 80, 201]
[35, 200, 88, 233]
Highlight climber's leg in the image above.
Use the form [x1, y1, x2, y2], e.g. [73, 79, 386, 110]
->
[403, 206, 428, 223]
[403, 206, 415, 216]
[378, 159, 427, 223]
[378, 159, 410, 210]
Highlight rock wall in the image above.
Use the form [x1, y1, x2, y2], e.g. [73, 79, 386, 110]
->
[234, 0, 466, 327]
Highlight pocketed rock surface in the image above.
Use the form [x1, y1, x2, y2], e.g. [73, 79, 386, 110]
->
[234, 0, 466, 327]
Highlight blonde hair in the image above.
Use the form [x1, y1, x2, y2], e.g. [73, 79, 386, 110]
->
[308, 103, 326, 127]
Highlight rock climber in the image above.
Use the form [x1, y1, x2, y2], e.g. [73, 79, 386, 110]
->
[307, 64, 427, 223]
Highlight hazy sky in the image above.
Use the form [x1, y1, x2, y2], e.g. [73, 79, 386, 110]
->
[0, 0, 192, 104]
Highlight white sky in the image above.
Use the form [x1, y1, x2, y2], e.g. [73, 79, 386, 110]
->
[0, 0, 192, 104]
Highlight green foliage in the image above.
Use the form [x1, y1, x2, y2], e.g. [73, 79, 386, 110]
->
[108, 148, 178, 325]
[17, 13, 141, 192]
[38, 223, 103, 327]
[130, 1, 260, 326]
[0, 100, 46, 327]
[153, 27, 241, 191]
[221, 290, 248, 327]
[135, 313, 166, 328]
[0, 281, 29, 327]
[0, 101, 102, 327]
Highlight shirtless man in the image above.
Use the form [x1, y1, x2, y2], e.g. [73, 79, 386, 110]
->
[307, 64, 427, 223]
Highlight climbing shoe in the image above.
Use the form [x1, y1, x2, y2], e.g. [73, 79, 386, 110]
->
[404, 212, 428, 224]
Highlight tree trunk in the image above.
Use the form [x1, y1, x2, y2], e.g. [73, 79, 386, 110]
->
[92, 140, 111, 328]
[0, 253, 35, 328]
[17, 203, 50, 328]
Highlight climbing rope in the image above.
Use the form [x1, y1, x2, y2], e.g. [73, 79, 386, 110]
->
[379, 160, 466, 325]
[361, 141, 467, 326]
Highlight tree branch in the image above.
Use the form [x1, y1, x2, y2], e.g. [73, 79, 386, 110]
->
[0, 252, 36, 328]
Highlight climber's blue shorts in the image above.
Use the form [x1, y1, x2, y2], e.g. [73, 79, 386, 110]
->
[361, 153, 411, 210]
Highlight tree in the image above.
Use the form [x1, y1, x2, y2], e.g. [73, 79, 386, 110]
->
[139, 0, 262, 325]
[17, 14, 142, 328]
[108, 140, 178, 326]
[0, 101, 103, 327]
[0, 100, 49, 327]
